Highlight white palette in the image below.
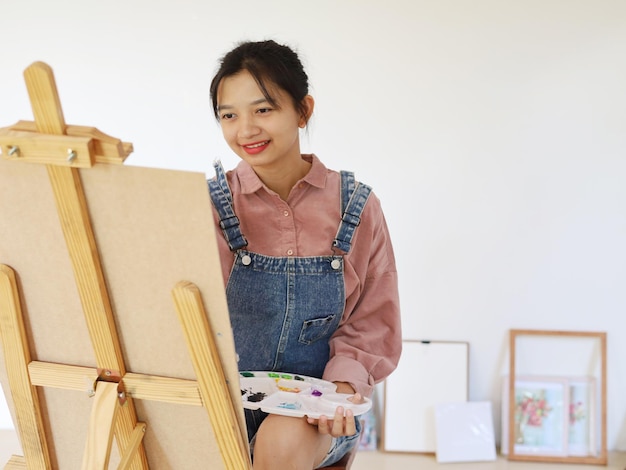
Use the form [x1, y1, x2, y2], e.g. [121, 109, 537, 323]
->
[239, 371, 371, 419]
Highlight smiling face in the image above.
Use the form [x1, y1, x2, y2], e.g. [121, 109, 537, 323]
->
[217, 70, 312, 174]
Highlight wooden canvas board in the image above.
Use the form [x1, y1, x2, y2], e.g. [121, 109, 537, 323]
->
[382, 340, 469, 453]
[0, 155, 246, 468]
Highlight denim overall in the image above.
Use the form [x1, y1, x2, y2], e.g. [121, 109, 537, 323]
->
[208, 162, 371, 450]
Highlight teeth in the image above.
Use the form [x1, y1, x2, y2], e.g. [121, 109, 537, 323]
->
[246, 141, 268, 148]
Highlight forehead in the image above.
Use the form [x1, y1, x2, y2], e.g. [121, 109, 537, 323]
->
[217, 70, 285, 107]
[218, 71, 261, 100]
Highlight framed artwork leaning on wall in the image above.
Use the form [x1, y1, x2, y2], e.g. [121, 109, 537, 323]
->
[505, 329, 606, 465]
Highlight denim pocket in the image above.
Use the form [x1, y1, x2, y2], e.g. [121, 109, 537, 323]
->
[298, 315, 336, 345]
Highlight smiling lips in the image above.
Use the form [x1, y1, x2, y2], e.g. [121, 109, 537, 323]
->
[242, 140, 270, 155]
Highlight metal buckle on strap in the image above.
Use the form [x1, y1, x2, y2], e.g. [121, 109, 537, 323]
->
[219, 215, 240, 230]
[341, 212, 361, 227]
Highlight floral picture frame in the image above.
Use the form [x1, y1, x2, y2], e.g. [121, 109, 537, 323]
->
[512, 377, 569, 456]
[501, 376, 597, 459]
[507, 329, 607, 465]
[567, 377, 597, 457]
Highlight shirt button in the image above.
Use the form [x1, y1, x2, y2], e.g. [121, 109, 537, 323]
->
[283, 210, 290, 217]
[241, 255, 252, 266]
[287, 249, 294, 256]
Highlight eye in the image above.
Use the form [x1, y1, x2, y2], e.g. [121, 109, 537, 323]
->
[220, 112, 236, 121]
[256, 107, 272, 114]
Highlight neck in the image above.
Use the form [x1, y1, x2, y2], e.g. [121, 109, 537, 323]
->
[255, 156, 311, 201]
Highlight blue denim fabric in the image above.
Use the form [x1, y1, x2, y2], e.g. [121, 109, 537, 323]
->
[227, 251, 344, 377]
[207, 164, 248, 251]
[333, 170, 372, 254]
[209, 161, 371, 460]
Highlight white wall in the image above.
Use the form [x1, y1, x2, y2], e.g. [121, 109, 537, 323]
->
[0, 386, 10, 429]
[0, 0, 625, 450]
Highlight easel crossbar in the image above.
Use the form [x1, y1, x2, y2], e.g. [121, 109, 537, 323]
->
[3, 119, 132, 164]
[28, 361, 203, 406]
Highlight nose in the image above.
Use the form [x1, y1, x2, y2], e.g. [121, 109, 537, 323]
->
[238, 115, 261, 140]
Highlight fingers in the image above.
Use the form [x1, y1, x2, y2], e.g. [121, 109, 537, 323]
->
[330, 407, 345, 436]
[317, 414, 330, 434]
[344, 408, 356, 436]
[348, 392, 364, 405]
[313, 406, 357, 437]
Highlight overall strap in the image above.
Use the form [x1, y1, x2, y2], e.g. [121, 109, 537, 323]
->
[333, 171, 372, 254]
[207, 161, 248, 251]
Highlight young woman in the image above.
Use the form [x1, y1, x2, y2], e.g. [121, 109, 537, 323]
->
[208, 40, 401, 469]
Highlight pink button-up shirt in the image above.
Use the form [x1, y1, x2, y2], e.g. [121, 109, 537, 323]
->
[211, 154, 401, 397]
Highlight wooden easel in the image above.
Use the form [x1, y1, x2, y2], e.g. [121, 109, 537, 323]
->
[0, 62, 251, 469]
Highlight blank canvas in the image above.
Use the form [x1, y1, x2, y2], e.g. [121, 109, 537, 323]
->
[435, 401, 496, 463]
[383, 341, 468, 453]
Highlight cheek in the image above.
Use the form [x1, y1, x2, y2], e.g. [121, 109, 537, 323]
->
[221, 125, 237, 145]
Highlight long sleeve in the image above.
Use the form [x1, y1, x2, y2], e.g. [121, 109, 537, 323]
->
[323, 195, 402, 398]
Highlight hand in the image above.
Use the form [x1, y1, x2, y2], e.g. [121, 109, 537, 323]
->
[306, 384, 364, 437]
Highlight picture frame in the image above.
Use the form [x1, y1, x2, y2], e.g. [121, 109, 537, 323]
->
[382, 340, 469, 453]
[567, 377, 597, 457]
[512, 377, 569, 456]
[507, 329, 607, 465]
[501, 376, 597, 459]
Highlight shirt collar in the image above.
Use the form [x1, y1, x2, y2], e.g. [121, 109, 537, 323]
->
[302, 154, 327, 189]
[235, 154, 327, 194]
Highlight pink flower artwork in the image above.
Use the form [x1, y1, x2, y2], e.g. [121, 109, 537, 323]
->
[569, 401, 585, 425]
[517, 391, 552, 427]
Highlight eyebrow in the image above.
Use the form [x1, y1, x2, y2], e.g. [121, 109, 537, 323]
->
[217, 98, 270, 113]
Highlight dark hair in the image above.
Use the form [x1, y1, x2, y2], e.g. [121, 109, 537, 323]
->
[210, 40, 310, 121]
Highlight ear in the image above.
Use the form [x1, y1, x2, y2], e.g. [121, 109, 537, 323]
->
[299, 95, 315, 128]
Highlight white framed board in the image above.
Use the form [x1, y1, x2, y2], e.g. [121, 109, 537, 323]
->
[382, 340, 469, 453]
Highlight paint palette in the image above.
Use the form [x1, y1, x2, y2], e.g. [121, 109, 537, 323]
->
[239, 371, 372, 419]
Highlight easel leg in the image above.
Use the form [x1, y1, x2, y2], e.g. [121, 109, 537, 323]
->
[117, 423, 146, 470]
[0, 265, 51, 469]
[3, 456, 27, 469]
[172, 281, 252, 470]
[81, 381, 120, 470]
